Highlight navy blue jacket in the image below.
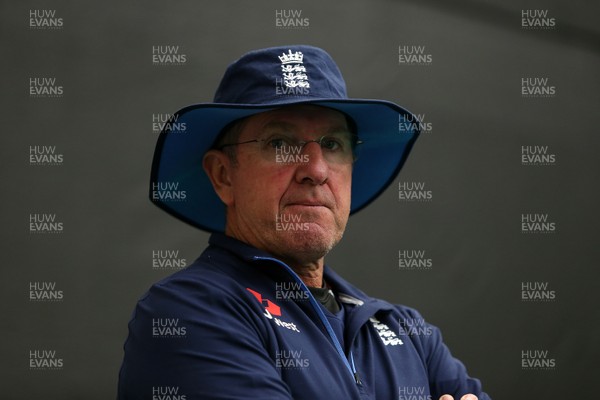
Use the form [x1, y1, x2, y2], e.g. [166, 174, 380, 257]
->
[118, 233, 491, 399]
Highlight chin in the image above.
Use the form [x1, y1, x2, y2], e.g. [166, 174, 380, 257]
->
[277, 226, 342, 262]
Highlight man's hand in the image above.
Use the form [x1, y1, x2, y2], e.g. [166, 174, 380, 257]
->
[439, 395, 478, 400]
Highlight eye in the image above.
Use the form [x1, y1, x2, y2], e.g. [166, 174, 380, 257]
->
[267, 138, 284, 149]
[320, 136, 344, 151]
[264, 134, 296, 150]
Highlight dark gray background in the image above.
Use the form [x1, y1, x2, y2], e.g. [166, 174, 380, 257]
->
[1, 0, 599, 398]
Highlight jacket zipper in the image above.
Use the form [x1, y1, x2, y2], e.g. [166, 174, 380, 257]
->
[253, 256, 362, 385]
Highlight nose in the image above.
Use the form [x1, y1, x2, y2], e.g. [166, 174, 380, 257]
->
[294, 141, 328, 185]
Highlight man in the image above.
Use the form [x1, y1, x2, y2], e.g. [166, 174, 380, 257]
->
[119, 45, 490, 400]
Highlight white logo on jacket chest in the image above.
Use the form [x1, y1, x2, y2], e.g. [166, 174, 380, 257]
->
[370, 318, 403, 346]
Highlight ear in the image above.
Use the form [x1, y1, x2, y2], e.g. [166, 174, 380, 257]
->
[202, 150, 235, 207]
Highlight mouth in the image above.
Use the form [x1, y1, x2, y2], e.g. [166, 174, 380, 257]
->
[283, 190, 336, 211]
[286, 200, 332, 210]
[289, 202, 325, 207]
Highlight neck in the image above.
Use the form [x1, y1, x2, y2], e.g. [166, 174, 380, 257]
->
[225, 223, 327, 288]
[283, 259, 324, 288]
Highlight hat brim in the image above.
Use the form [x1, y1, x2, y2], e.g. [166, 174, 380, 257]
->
[150, 99, 420, 232]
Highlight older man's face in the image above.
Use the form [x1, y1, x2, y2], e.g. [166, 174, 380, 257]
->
[224, 105, 353, 265]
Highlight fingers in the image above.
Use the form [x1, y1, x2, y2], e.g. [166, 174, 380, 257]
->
[439, 396, 454, 400]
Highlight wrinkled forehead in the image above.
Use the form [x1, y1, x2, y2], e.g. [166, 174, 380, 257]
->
[239, 104, 352, 139]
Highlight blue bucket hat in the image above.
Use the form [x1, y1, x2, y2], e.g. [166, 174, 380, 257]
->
[150, 45, 420, 232]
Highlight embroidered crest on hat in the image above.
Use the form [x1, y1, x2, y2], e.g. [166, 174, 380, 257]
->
[279, 50, 309, 89]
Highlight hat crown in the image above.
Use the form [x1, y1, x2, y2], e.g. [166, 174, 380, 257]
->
[213, 45, 348, 105]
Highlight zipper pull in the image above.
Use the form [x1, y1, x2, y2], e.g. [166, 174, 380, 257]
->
[354, 371, 362, 385]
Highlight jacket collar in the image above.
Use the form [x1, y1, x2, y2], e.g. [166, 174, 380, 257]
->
[208, 231, 272, 260]
[208, 233, 394, 311]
